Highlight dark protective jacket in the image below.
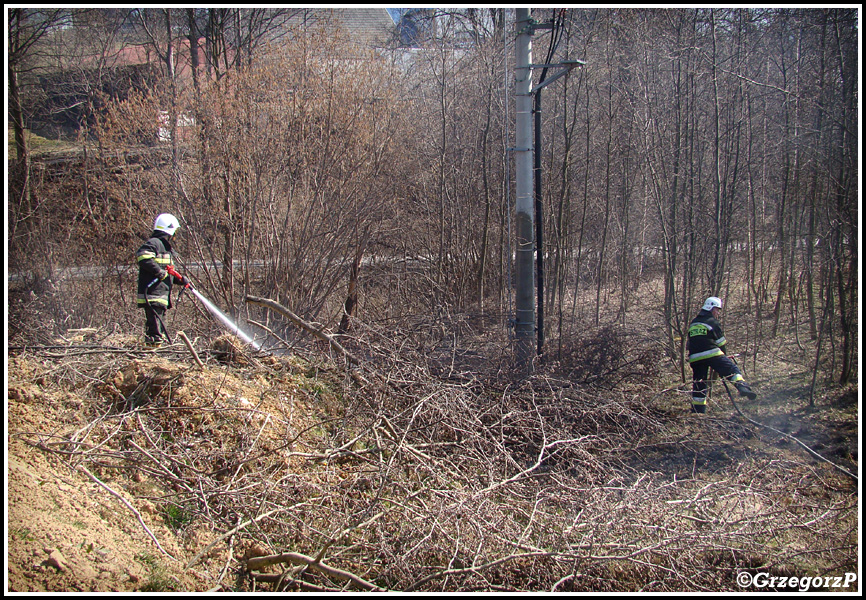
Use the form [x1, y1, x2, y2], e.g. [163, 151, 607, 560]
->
[136, 231, 176, 308]
[687, 309, 728, 363]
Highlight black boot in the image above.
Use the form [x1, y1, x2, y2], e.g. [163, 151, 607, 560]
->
[691, 403, 706, 414]
[144, 335, 163, 348]
[735, 383, 757, 400]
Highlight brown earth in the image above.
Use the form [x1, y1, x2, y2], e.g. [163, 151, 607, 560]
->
[6, 333, 323, 592]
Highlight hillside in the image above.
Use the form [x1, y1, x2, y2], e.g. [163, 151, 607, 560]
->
[6, 308, 859, 592]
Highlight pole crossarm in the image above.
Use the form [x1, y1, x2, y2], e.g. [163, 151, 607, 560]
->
[531, 60, 585, 94]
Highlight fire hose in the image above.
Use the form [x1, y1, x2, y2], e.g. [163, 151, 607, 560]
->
[150, 264, 261, 351]
[720, 357, 856, 481]
[144, 265, 191, 345]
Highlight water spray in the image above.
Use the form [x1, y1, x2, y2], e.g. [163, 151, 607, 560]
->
[167, 265, 261, 351]
[188, 287, 261, 351]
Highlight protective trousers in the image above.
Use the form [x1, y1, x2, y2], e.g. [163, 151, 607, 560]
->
[143, 303, 167, 345]
[690, 355, 746, 413]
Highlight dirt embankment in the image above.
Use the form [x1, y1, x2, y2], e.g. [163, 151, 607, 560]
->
[7, 333, 312, 592]
[8, 349, 223, 591]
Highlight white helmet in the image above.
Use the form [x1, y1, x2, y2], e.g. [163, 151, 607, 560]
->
[154, 213, 180, 236]
[702, 296, 723, 312]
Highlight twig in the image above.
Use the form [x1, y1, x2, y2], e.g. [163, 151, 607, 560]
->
[126, 438, 197, 493]
[226, 414, 270, 487]
[476, 434, 593, 497]
[405, 551, 555, 591]
[311, 509, 385, 565]
[177, 330, 204, 368]
[185, 506, 289, 569]
[79, 464, 176, 560]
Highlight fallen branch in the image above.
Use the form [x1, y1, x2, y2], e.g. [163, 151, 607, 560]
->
[246, 551, 381, 591]
[245, 295, 362, 365]
[177, 330, 204, 368]
[79, 464, 176, 561]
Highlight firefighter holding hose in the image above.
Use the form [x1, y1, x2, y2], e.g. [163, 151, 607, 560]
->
[687, 297, 757, 413]
[136, 213, 189, 347]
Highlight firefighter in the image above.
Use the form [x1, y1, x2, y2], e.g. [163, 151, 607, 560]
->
[687, 296, 757, 413]
[136, 213, 182, 347]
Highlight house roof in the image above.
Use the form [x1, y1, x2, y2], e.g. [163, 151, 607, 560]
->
[329, 7, 396, 48]
[77, 8, 397, 73]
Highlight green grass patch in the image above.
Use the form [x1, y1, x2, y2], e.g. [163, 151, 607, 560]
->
[160, 502, 193, 531]
[135, 552, 178, 592]
[8, 127, 76, 157]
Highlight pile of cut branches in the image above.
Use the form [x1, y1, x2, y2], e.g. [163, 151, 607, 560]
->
[10, 320, 858, 591]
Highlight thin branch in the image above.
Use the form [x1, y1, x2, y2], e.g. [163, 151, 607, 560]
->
[246, 551, 382, 591]
[79, 464, 176, 560]
[245, 294, 363, 365]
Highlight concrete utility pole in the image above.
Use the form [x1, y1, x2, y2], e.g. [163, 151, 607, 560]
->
[513, 8, 535, 372]
[513, 9, 583, 373]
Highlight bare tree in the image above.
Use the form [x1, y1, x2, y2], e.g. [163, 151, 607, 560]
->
[9, 7, 857, 391]
[8, 8, 68, 274]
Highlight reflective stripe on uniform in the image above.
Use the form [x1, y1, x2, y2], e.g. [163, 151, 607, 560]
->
[137, 252, 172, 265]
[688, 348, 724, 362]
[137, 294, 169, 307]
[691, 396, 707, 406]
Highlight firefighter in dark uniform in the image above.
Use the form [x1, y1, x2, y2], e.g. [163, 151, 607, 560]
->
[136, 213, 182, 347]
[687, 296, 757, 413]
